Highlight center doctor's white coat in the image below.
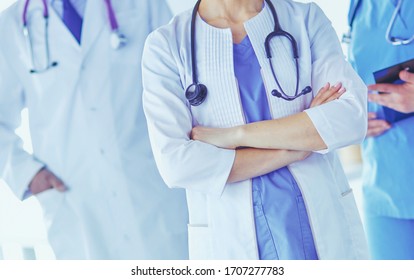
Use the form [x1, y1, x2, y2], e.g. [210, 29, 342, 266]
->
[142, 0, 369, 260]
[0, 0, 188, 259]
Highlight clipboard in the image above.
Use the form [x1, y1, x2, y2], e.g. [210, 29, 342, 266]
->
[373, 58, 414, 123]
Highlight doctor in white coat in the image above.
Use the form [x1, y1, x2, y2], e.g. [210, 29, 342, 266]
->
[0, 0, 188, 259]
[143, 0, 369, 259]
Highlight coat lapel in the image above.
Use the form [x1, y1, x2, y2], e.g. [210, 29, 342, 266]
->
[18, 0, 81, 50]
[48, 3, 81, 52]
[18, 0, 82, 69]
[81, 0, 106, 58]
[195, 14, 245, 128]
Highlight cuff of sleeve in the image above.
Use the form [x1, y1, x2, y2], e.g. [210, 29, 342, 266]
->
[22, 188, 33, 200]
[209, 148, 236, 197]
[13, 160, 45, 201]
[160, 142, 236, 197]
[305, 106, 334, 154]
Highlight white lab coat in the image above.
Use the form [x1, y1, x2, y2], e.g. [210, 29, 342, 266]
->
[142, 0, 369, 259]
[0, 0, 189, 259]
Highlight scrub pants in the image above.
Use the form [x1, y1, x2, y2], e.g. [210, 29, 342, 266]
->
[364, 215, 414, 260]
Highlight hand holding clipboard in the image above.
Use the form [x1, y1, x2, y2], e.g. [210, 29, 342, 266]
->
[369, 58, 414, 123]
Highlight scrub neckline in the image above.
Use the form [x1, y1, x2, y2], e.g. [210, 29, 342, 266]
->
[234, 35, 251, 47]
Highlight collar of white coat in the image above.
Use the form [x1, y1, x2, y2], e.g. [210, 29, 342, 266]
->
[192, 0, 306, 121]
[18, 0, 92, 18]
[50, 0, 87, 19]
[18, 0, 107, 55]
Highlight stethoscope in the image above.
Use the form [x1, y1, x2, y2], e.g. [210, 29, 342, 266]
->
[22, 0, 127, 74]
[343, 0, 414, 46]
[185, 0, 312, 106]
[385, 0, 414, 45]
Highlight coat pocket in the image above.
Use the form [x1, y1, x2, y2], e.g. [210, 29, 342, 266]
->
[35, 188, 65, 223]
[338, 190, 369, 259]
[31, 66, 58, 95]
[188, 224, 213, 260]
[321, 153, 353, 197]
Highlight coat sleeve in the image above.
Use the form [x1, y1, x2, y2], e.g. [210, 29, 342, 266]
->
[0, 41, 44, 200]
[142, 30, 235, 197]
[304, 3, 368, 154]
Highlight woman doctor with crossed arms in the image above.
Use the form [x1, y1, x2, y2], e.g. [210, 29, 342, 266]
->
[142, 0, 369, 260]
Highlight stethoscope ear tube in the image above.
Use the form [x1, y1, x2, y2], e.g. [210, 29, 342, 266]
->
[385, 0, 414, 46]
[264, 12, 309, 101]
[265, 30, 299, 59]
[23, 0, 126, 74]
[344, 0, 413, 46]
[271, 86, 312, 101]
[187, 0, 311, 105]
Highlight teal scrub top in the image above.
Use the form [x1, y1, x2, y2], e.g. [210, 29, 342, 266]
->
[348, 0, 414, 218]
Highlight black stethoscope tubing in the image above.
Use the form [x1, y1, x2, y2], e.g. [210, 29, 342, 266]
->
[186, 0, 312, 106]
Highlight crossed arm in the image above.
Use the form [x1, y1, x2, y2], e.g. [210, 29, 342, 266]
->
[192, 83, 345, 183]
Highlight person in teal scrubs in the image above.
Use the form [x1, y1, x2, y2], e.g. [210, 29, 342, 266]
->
[348, 0, 414, 259]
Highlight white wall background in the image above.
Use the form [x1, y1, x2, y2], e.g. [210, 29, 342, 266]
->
[166, 0, 350, 39]
[0, 0, 352, 260]
[1, 0, 350, 38]
[0, 0, 15, 10]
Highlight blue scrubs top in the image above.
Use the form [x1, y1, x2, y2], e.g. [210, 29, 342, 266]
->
[349, 0, 414, 218]
[233, 36, 318, 260]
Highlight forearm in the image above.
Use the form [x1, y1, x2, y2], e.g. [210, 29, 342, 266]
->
[234, 112, 326, 151]
[227, 148, 308, 184]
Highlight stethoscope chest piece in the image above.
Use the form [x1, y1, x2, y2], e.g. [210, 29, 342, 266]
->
[110, 31, 127, 50]
[185, 83, 207, 106]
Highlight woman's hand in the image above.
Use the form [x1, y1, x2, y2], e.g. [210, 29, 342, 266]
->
[310, 82, 346, 108]
[284, 83, 345, 161]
